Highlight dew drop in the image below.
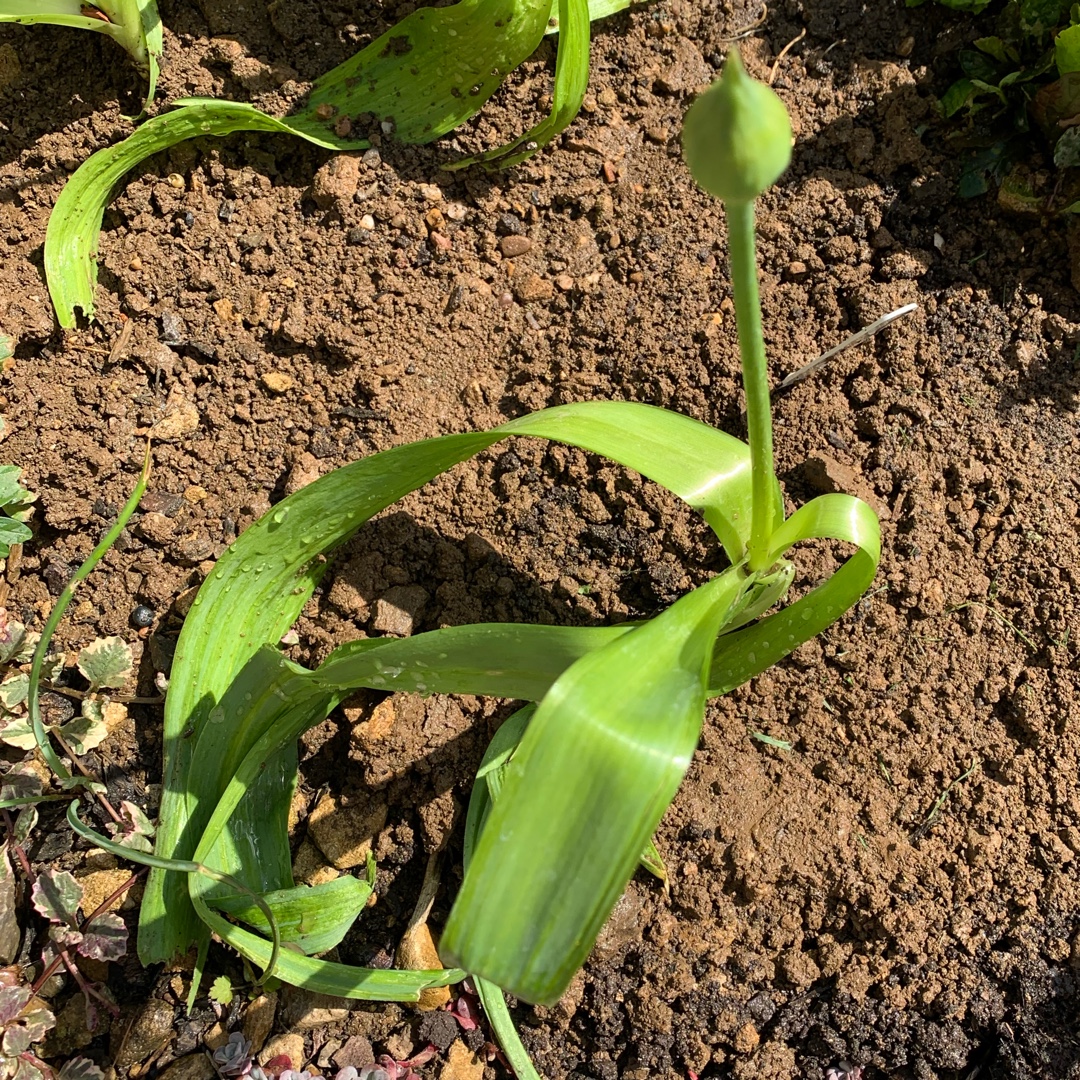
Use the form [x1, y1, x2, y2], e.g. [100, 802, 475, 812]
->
[273, 507, 289, 523]
[747, 652, 757, 664]
[208, 706, 225, 725]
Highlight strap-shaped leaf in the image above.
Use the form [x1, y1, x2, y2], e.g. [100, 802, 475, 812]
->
[440, 566, 753, 1004]
[68, 799, 459, 1002]
[207, 872, 374, 955]
[445, 0, 590, 169]
[141, 401, 759, 965]
[709, 493, 880, 694]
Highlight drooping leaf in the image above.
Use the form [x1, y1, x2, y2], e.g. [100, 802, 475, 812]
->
[445, 0, 591, 169]
[441, 568, 751, 1004]
[76, 636, 132, 690]
[141, 401, 762, 967]
[31, 869, 83, 927]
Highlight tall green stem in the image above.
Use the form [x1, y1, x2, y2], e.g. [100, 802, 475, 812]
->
[726, 198, 775, 571]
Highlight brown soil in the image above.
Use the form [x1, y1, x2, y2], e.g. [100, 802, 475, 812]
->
[2, 0, 1079, 1078]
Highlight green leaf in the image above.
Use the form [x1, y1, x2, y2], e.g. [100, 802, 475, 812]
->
[1058, 23, 1080, 72]
[940, 78, 976, 118]
[207, 875, 374, 955]
[0, 517, 31, 558]
[45, 102, 350, 328]
[461, 721, 542, 1080]
[975, 36, 1009, 62]
[208, 975, 234, 1006]
[77, 635, 132, 690]
[638, 836, 669, 888]
[445, 0, 591, 169]
[960, 48, 1002, 82]
[0, 465, 33, 514]
[441, 567, 752, 1004]
[1020, 0, 1070, 34]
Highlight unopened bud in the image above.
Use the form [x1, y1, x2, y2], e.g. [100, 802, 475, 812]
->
[682, 48, 792, 204]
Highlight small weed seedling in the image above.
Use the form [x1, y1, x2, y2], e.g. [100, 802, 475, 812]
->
[58, 47, 883, 1078]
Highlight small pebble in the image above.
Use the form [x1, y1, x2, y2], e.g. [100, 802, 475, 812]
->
[130, 605, 155, 630]
[499, 235, 532, 258]
[359, 214, 375, 230]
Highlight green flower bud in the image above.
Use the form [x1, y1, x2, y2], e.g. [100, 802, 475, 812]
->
[682, 48, 793, 204]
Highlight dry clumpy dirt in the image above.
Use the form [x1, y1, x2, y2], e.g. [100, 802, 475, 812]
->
[1, 0, 1079, 1077]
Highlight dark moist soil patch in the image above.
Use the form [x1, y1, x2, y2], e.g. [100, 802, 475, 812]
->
[2, 0, 1079, 1077]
